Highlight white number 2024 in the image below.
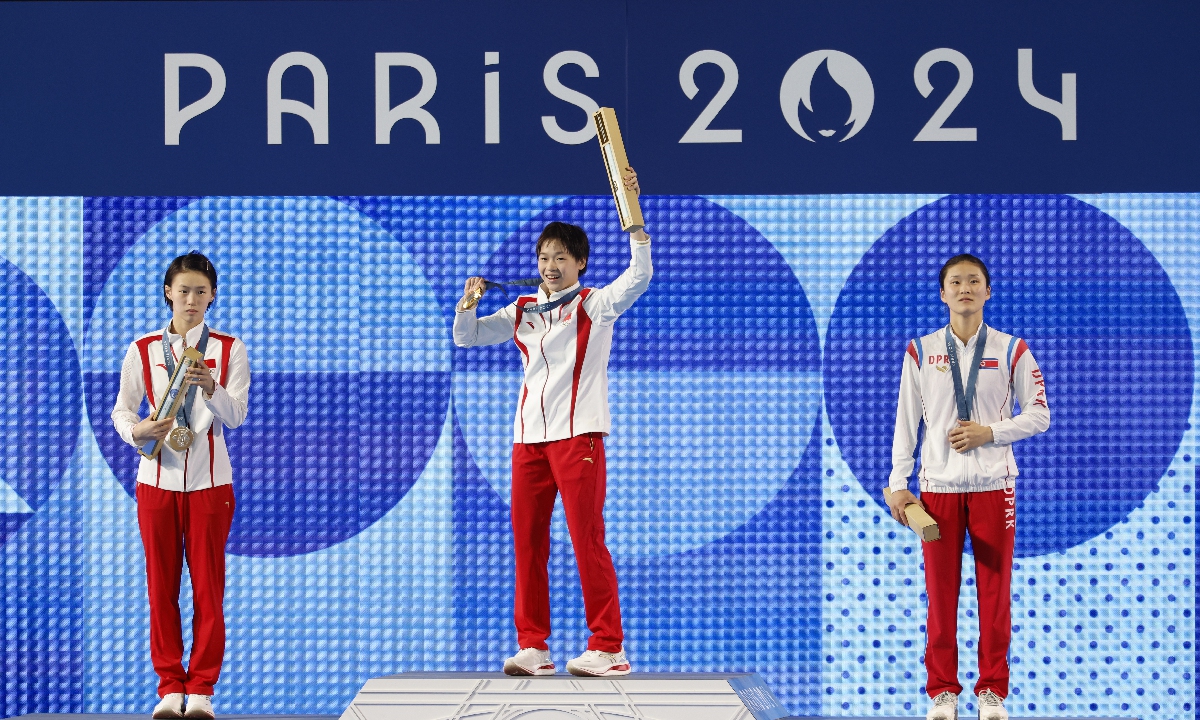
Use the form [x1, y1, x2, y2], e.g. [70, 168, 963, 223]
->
[677, 48, 1076, 143]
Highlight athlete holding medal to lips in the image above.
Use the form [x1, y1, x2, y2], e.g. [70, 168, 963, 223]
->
[111, 252, 250, 720]
[887, 255, 1050, 720]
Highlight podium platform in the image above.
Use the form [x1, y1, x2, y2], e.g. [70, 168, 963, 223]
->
[339, 672, 791, 720]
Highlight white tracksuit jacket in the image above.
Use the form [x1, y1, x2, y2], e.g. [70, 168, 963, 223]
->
[889, 323, 1050, 494]
[112, 323, 251, 492]
[453, 238, 652, 444]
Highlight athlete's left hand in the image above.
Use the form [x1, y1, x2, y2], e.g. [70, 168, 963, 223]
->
[184, 363, 216, 394]
[623, 166, 640, 197]
[948, 420, 993, 453]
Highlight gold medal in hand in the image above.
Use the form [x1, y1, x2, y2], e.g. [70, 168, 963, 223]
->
[459, 286, 485, 311]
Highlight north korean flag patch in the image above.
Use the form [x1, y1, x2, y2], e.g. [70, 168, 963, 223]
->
[980, 358, 1000, 370]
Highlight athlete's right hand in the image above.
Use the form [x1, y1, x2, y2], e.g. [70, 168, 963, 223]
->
[885, 488, 923, 527]
[132, 417, 174, 444]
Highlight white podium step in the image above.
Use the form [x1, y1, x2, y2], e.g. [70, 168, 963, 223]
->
[339, 672, 791, 720]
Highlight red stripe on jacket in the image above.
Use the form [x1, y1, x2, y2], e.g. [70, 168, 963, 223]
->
[569, 289, 593, 437]
[136, 335, 163, 409]
[206, 331, 237, 487]
[208, 331, 235, 388]
[1009, 339, 1029, 374]
[136, 335, 164, 483]
[513, 299, 534, 440]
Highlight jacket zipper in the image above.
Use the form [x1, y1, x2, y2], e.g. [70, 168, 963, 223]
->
[537, 311, 552, 440]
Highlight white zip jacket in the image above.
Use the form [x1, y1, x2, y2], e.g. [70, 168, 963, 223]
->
[454, 238, 652, 443]
[889, 323, 1050, 493]
[112, 323, 251, 492]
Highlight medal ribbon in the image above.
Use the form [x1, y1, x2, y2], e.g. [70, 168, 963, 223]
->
[163, 324, 211, 432]
[945, 324, 988, 422]
[481, 277, 542, 297]
[521, 286, 583, 315]
[475, 278, 582, 314]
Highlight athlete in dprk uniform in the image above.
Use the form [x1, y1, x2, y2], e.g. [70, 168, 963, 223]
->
[886, 255, 1050, 720]
[453, 169, 649, 677]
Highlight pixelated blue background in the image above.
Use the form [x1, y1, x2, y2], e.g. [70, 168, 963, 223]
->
[0, 194, 1195, 719]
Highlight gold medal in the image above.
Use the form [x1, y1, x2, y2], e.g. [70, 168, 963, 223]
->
[166, 426, 195, 452]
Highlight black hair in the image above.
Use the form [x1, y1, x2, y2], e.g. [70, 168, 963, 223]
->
[535, 222, 590, 276]
[939, 253, 990, 289]
[163, 252, 218, 308]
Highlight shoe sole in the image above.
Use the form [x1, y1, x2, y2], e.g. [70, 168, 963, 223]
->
[152, 712, 183, 719]
[503, 659, 555, 676]
[183, 712, 213, 720]
[567, 664, 631, 677]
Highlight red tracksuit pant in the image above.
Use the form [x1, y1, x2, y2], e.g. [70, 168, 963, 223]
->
[136, 483, 236, 697]
[511, 434, 624, 652]
[921, 489, 1015, 699]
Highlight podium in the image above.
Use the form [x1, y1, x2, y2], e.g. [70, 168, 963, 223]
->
[339, 672, 791, 720]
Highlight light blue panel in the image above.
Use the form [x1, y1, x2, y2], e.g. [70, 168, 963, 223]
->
[454, 371, 820, 557]
[0, 197, 82, 514]
[210, 405, 455, 714]
[79, 428, 153, 710]
[83, 197, 449, 374]
[707, 195, 942, 345]
[0, 196, 83, 342]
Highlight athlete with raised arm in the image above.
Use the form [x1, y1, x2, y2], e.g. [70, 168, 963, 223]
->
[454, 169, 650, 678]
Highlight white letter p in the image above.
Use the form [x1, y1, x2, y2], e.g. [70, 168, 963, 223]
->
[164, 53, 226, 145]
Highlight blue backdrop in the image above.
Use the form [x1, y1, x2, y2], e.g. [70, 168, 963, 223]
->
[0, 193, 1195, 719]
[0, 1, 1197, 719]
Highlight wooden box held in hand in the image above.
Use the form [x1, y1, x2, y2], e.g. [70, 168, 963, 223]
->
[883, 487, 941, 542]
[593, 107, 644, 232]
[138, 346, 207, 460]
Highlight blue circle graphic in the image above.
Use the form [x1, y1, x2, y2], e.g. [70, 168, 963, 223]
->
[83, 197, 451, 557]
[454, 195, 822, 556]
[0, 258, 82, 547]
[824, 194, 1193, 557]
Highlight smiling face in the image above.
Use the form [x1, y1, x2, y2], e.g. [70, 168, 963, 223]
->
[939, 260, 991, 318]
[537, 238, 587, 294]
[164, 270, 215, 331]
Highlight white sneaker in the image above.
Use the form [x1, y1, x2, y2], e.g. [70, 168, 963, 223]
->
[566, 649, 631, 677]
[503, 647, 556, 676]
[152, 693, 185, 719]
[977, 689, 1007, 720]
[183, 694, 214, 719]
[926, 691, 958, 720]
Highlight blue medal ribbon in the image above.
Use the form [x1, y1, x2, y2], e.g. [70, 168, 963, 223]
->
[520, 286, 583, 315]
[162, 324, 211, 432]
[945, 324, 988, 422]
[473, 277, 583, 314]
[482, 277, 542, 297]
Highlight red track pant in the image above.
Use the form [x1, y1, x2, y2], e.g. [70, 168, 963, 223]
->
[921, 489, 1015, 699]
[136, 483, 236, 697]
[511, 434, 624, 652]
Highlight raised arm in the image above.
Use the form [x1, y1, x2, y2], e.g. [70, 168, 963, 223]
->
[584, 166, 653, 324]
[990, 342, 1050, 445]
[583, 235, 653, 325]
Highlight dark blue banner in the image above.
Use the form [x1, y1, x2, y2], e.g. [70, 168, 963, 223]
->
[0, 1, 1196, 194]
